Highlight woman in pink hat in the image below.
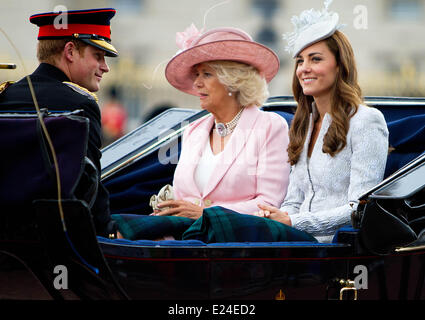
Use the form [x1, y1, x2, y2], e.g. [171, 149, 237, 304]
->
[257, 1, 389, 242]
[153, 25, 290, 219]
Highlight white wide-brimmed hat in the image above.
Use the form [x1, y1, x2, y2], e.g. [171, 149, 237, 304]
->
[165, 24, 280, 96]
[283, 0, 344, 58]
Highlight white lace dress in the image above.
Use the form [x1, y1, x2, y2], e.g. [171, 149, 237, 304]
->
[280, 104, 389, 242]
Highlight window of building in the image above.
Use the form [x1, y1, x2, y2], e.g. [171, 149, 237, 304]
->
[389, 0, 423, 20]
[251, 0, 279, 18]
[111, 0, 144, 14]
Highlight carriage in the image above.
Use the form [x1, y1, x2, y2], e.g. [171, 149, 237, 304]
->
[0, 84, 424, 300]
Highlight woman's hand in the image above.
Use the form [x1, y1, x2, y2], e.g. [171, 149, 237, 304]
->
[153, 200, 203, 219]
[257, 204, 292, 226]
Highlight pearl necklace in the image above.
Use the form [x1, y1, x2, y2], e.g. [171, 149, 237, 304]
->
[214, 107, 244, 137]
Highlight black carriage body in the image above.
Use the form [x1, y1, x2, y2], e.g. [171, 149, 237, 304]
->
[99, 241, 425, 300]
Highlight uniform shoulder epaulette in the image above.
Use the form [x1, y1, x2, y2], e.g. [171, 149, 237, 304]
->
[0, 81, 15, 94]
[63, 81, 98, 103]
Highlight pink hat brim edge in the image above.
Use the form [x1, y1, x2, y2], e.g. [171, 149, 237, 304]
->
[165, 39, 280, 96]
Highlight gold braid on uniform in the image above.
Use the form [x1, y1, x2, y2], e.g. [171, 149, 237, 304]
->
[63, 81, 98, 103]
[0, 81, 15, 94]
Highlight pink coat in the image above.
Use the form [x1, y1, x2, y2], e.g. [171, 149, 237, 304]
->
[173, 106, 290, 214]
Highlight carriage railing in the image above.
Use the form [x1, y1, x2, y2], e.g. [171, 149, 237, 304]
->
[0, 63, 16, 69]
[100, 108, 208, 180]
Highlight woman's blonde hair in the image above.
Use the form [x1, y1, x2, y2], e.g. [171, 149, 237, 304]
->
[203, 60, 269, 107]
[37, 39, 87, 65]
[288, 30, 363, 165]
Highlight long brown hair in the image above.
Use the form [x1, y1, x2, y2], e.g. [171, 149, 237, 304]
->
[288, 30, 363, 165]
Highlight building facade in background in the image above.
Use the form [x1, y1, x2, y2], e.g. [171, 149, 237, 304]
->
[1, 0, 424, 131]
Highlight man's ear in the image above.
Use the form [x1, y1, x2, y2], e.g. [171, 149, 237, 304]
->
[64, 41, 77, 62]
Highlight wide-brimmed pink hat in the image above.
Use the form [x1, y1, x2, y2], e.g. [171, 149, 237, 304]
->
[165, 25, 280, 96]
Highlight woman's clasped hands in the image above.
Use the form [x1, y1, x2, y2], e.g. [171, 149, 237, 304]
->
[255, 204, 292, 226]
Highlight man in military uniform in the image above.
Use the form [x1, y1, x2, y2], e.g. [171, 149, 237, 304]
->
[0, 8, 120, 238]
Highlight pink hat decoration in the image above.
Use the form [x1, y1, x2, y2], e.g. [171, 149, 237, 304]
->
[175, 23, 204, 53]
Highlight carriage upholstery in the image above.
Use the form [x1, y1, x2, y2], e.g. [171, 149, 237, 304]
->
[0, 111, 91, 241]
[0, 111, 89, 207]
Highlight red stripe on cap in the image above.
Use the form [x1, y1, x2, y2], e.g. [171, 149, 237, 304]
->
[38, 24, 111, 39]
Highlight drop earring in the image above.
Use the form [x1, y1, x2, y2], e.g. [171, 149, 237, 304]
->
[228, 92, 232, 96]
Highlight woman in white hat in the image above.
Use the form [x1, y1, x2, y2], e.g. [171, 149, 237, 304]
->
[257, 0, 389, 242]
[153, 25, 290, 219]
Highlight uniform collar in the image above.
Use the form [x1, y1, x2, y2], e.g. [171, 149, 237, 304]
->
[32, 63, 70, 82]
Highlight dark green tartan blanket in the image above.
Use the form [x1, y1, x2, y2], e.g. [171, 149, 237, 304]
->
[112, 206, 317, 243]
[182, 206, 317, 242]
[111, 214, 194, 240]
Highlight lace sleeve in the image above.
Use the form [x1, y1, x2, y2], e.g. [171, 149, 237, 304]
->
[279, 166, 304, 215]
